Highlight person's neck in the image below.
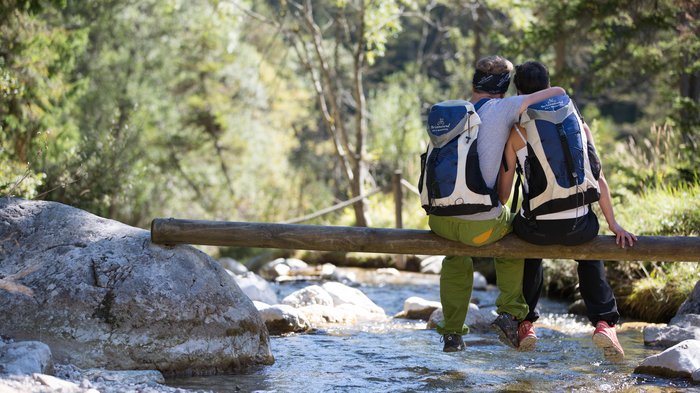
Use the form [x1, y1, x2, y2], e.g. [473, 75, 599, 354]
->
[469, 91, 503, 104]
[470, 91, 503, 103]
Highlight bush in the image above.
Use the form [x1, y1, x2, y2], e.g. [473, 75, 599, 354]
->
[622, 262, 699, 323]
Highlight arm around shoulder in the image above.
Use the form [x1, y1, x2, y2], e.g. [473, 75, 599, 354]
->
[519, 86, 566, 113]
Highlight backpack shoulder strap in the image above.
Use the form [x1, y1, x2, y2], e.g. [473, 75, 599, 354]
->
[474, 98, 491, 112]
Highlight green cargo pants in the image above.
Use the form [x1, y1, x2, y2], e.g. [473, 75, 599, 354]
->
[429, 207, 528, 335]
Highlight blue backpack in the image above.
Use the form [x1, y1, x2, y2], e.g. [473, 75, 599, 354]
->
[516, 95, 601, 218]
[418, 99, 499, 216]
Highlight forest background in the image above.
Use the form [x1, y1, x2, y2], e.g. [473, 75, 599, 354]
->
[1, 0, 698, 323]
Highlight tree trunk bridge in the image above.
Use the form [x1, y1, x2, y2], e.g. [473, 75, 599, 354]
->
[150, 219, 700, 262]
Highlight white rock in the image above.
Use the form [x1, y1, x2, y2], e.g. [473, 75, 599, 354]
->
[33, 373, 80, 391]
[396, 296, 441, 320]
[319, 263, 337, 278]
[330, 269, 357, 284]
[281, 285, 334, 308]
[218, 257, 248, 275]
[336, 304, 388, 323]
[259, 258, 310, 280]
[635, 339, 700, 379]
[426, 304, 495, 333]
[403, 297, 441, 313]
[321, 282, 385, 315]
[255, 304, 311, 335]
[376, 268, 401, 276]
[285, 258, 309, 270]
[473, 272, 488, 290]
[420, 256, 444, 274]
[0, 341, 52, 375]
[297, 304, 356, 325]
[231, 272, 278, 305]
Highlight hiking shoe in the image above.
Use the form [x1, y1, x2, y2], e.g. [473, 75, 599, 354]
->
[441, 333, 465, 352]
[517, 320, 537, 352]
[491, 313, 520, 348]
[592, 321, 625, 361]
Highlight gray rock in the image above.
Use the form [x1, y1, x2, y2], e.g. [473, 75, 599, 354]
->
[669, 313, 700, 329]
[426, 303, 494, 333]
[644, 314, 700, 348]
[281, 285, 334, 308]
[254, 302, 311, 335]
[634, 339, 700, 379]
[219, 257, 248, 275]
[258, 258, 309, 281]
[321, 282, 385, 316]
[693, 368, 700, 383]
[231, 271, 278, 305]
[568, 299, 587, 316]
[0, 341, 52, 375]
[677, 280, 700, 315]
[0, 198, 273, 375]
[80, 369, 165, 384]
[395, 296, 441, 320]
[644, 325, 700, 348]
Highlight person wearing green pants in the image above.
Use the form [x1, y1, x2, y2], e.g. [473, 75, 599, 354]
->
[429, 55, 565, 352]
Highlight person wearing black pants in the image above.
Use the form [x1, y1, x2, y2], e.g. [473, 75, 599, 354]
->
[497, 61, 636, 360]
[515, 210, 620, 327]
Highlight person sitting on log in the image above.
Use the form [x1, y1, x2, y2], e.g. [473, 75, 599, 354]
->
[497, 60, 637, 360]
[419, 55, 566, 352]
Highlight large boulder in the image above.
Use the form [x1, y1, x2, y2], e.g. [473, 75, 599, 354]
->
[0, 198, 273, 375]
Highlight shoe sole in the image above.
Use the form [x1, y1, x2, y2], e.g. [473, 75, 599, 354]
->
[492, 324, 518, 349]
[592, 333, 624, 362]
[517, 336, 537, 352]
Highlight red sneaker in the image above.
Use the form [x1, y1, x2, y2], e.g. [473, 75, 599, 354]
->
[517, 320, 537, 352]
[592, 321, 625, 361]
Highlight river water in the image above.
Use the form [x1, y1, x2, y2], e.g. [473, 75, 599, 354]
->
[167, 268, 699, 393]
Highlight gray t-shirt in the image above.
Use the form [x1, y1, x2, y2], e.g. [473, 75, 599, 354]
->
[457, 95, 524, 220]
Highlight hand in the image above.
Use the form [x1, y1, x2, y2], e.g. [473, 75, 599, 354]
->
[609, 222, 637, 248]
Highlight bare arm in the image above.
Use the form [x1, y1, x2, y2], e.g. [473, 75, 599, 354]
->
[584, 124, 637, 248]
[498, 128, 519, 205]
[519, 86, 566, 113]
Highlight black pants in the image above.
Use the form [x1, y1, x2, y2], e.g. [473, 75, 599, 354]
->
[514, 210, 619, 326]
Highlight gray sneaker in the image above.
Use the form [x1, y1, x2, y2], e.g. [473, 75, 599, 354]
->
[491, 313, 519, 348]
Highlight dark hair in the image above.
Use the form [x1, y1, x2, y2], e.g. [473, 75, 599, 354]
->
[514, 61, 550, 94]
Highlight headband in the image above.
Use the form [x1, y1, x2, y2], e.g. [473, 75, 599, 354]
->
[472, 70, 511, 94]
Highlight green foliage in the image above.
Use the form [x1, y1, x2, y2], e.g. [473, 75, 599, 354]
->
[610, 182, 700, 237]
[624, 262, 699, 323]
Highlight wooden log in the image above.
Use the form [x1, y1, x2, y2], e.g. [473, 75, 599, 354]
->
[150, 218, 700, 262]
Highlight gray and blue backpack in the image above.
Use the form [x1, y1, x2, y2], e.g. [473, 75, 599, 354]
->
[418, 99, 499, 216]
[517, 95, 601, 218]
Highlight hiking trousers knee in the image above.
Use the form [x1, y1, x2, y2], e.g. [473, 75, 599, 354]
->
[429, 209, 528, 335]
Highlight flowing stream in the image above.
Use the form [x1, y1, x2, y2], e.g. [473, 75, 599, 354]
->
[167, 268, 699, 393]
